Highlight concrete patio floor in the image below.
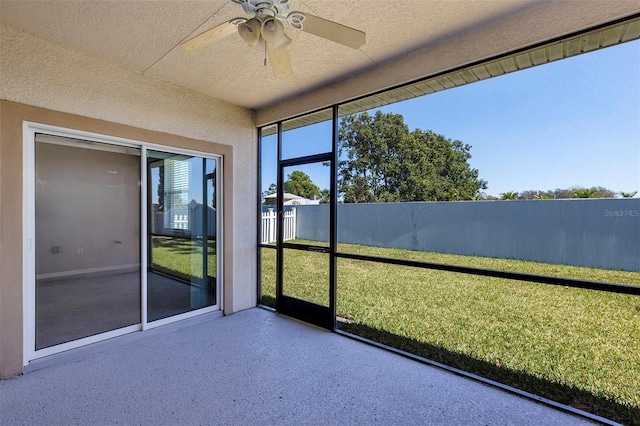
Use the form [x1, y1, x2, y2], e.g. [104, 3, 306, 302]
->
[1, 308, 598, 425]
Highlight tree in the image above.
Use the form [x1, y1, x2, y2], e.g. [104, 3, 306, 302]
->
[319, 188, 331, 204]
[284, 170, 321, 200]
[517, 190, 554, 200]
[553, 188, 576, 199]
[573, 188, 599, 198]
[338, 111, 487, 203]
[619, 191, 637, 198]
[157, 165, 165, 211]
[261, 183, 277, 204]
[499, 191, 519, 200]
[536, 194, 553, 200]
[510, 186, 618, 200]
[572, 187, 615, 198]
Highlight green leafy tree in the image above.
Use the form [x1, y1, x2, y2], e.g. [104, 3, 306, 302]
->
[619, 191, 637, 198]
[338, 111, 487, 203]
[284, 170, 321, 200]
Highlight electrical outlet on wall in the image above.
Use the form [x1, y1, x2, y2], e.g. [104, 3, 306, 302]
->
[51, 245, 62, 254]
[77, 248, 84, 255]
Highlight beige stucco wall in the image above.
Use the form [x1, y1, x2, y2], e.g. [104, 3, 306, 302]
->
[0, 26, 257, 378]
[256, 1, 640, 125]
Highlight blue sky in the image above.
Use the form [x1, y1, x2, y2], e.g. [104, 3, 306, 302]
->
[263, 40, 639, 198]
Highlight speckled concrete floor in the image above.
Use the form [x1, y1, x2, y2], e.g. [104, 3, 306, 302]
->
[1, 308, 597, 425]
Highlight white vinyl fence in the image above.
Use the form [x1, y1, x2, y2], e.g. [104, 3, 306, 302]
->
[261, 208, 296, 243]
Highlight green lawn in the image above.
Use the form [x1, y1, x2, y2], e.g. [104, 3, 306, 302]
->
[260, 242, 640, 425]
[151, 236, 217, 279]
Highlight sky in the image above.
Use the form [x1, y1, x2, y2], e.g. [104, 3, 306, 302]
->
[262, 40, 639, 198]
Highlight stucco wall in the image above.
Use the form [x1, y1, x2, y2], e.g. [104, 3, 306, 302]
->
[1, 26, 256, 377]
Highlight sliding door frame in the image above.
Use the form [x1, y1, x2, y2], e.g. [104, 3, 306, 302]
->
[22, 122, 224, 365]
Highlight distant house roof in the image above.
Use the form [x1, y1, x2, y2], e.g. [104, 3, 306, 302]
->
[263, 192, 320, 206]
[263, 192, 303, 200]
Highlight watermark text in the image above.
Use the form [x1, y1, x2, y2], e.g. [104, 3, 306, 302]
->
[604, 209, 639, 217]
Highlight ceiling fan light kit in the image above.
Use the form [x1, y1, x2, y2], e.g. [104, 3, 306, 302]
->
[261, 18, 292, 51]
[237, 17, 262, 45]
[182, 0, 366, 78]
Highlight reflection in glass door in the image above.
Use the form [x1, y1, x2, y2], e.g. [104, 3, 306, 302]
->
[147, 151, 218, 322]
[35, 137, 141, 350]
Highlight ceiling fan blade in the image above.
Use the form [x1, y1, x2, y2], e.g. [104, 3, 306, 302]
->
[267, 42, 293, 79]
[181, 21, 238, 52]
[300, 14, 365, 49]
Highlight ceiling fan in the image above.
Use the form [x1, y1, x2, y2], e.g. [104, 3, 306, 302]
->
[181, 0, 366, 79]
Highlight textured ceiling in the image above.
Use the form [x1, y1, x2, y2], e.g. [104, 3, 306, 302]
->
[0, 0, 547, 110]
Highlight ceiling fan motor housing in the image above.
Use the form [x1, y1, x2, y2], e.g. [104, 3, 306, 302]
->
[232, 0, 292, 21]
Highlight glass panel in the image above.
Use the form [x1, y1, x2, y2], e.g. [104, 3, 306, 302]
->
[336, 41, 640, 283]
[282, 162, 330, 247]
[260, 125, 278, 246]
[260, 247, 276, 307]
[336, 258, 640, 424]
[147, 151, 217, 322]
[281, 109, 332, 160]
[35, 140, 141, 349]
[282, 248, 329, 306]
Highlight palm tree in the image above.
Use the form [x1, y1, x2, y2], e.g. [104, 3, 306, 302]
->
[499, 191, 518, 200]
[573, 188, 599, 198]
[619, 191, 638, 198]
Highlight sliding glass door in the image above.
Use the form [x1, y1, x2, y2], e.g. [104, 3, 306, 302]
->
[30, 130, 222, 356]
[35, 137, 141, 349]
[147, 151, 219, 322]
